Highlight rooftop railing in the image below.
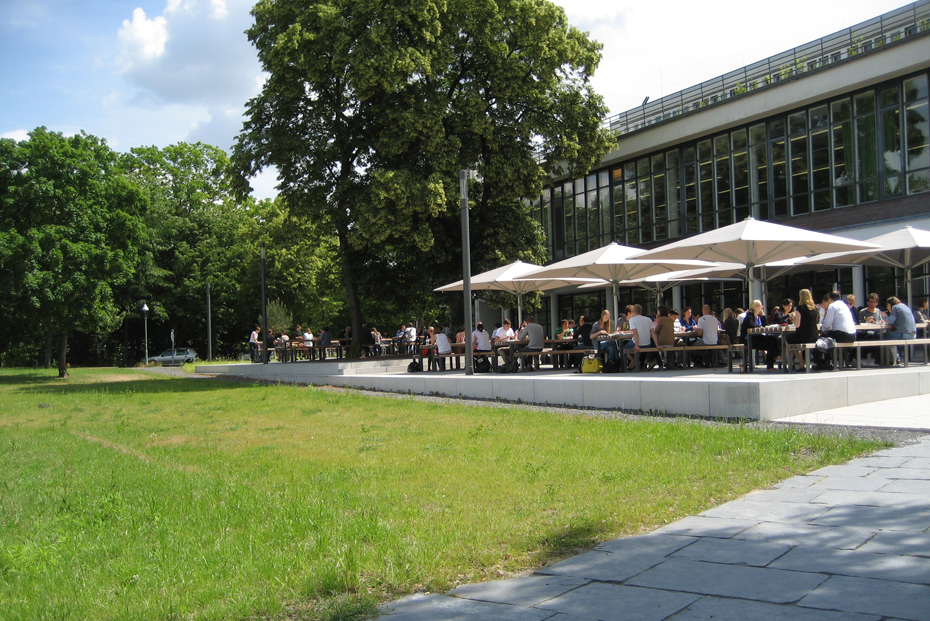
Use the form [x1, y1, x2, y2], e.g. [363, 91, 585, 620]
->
[606, 0, 930, 139]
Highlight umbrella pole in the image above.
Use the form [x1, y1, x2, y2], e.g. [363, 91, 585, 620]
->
[518, 294, 524, 326]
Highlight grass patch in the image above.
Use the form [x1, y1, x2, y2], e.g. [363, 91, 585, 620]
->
[0, 368, 886, 621]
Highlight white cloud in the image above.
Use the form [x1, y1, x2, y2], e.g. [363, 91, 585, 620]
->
[1, 129, 30, 141]
[117, 8, 168, 70]
[210, 0, 229, 19]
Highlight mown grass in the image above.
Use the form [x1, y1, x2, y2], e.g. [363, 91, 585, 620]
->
[0, 368, 886, 621]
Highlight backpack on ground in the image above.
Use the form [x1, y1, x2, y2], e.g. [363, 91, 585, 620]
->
[474, 357, 491, 373]
[581, 354, 603, 373]
[602, 359, 622, 373]
[407, 360, 422, 372]
[497, 359, 519, 374]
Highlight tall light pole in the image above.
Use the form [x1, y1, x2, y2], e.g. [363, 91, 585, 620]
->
[141, 303, 149, 364]
[460, 170, 474, 375]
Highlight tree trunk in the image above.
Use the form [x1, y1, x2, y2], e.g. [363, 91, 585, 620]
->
[57, 332, 68, 378]
[122, 314, 130, 367]
[43, 320, 53, 369]
[336, 225, 363, 358]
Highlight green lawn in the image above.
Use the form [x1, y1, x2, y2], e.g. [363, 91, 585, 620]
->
[0, 368, 885, 621]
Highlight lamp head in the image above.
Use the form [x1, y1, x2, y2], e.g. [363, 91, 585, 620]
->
[141, 303, 149, 313]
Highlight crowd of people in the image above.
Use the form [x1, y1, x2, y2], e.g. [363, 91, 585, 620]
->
[247, 294, 927, 370]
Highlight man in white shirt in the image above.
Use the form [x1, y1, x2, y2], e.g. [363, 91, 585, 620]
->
[693, 304, 721, 366]
[625, 304, 656, 369]
[493, 319, 516, 362]
[817, 290, 857, 369]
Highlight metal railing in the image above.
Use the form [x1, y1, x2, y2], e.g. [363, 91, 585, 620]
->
[606, 0, 930, 139]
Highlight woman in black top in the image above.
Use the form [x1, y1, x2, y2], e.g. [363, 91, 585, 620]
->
[785, 289, 819, 371]
[739, 300, 779, 370]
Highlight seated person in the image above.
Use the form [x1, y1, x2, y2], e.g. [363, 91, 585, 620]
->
[785, 289, 819, 371]
[739, 300, 779, 371]
[651, 306, 677, 368]
[772, 299, 794, 325]
[515, 316, 545, 370]
[858, 293, 883, 364]
[692, 304, 722, 366]
[590, 310, 620, 365]
[885, 296, 916, 365]
[816, 290, 857, 369]
[625, 304, 660, 369]
[493, 319, 515, 362]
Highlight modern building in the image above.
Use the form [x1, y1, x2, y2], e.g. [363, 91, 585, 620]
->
[497, 0, 930, 333]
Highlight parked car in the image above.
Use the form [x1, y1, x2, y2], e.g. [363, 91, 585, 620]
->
[145, 348, 198, 366]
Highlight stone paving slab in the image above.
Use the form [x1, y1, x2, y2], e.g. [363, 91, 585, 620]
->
[449, 575, 588, 607]
[626, 557, 829, 604]
[798, 575, 930, 620]
[669, 596, 882, 621]
[881, 478, 930, 494]
[867, 466, 930, 480]
[807, 475, 891, 492]
[741, 488, 824, 503]
[857, 530, 930, 557]
[537, 550, 667, 583]
[699, 499, 828, 522]
[773, 475, 823, 489]
[770, 545, 930, 584]
[650, 516, 757, 538]
[845, 455, 917, 468]
[535, 583, 699, 621]
[731, 521, 877, 549]
[593, 533, 695, 556]
[805, 465, 877, 477]
[377, 592, 554, 620]
[810, 505, 930, 531]
[904, 456, 930, 468]
[809, 489, 929, 508]
[670, 536, 791, 567]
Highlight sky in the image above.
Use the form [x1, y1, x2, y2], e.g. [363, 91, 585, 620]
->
[0, 0, 914, 199]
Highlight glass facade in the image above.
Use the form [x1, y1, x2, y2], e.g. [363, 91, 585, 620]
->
[533, 71, 930, 260]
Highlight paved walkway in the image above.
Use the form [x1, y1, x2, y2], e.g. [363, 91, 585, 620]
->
[374, 433, 930, 621]
[779, 393, 930, 430]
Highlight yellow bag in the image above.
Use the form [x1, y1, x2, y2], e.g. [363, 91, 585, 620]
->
[581, 354, 603, 374]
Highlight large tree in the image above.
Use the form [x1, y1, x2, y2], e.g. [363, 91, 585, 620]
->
[0, 128, 145, 377]
[233, 0, 614, 347]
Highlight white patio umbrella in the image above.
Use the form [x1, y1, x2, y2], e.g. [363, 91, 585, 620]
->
[434, 260, 602, 324]
[579, 262, 744, 308]
[771, 225, 930, 306]
[517, 242, 717, 313]
[634, 217, 881, 305]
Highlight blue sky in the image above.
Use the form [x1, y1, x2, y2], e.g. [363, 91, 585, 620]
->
[0, 0, 913, 198]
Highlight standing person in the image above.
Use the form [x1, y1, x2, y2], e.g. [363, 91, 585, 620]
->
[404, 323, 418, 354]
[785, 289, 820, 371]
[739, 300, 779, 371]
[884, 296, 917, 365]
[817, 291, 857, 370]
[371, 327, 382, 356]
[515, 315, 545, 371]
[589, 309, 620, 366]
[318, 326, 332, 359]
[249, 326, 260, 349]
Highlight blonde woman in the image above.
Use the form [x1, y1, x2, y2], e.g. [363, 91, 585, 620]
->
[589, 309, 620, 364]
[785, 289, 819, 371]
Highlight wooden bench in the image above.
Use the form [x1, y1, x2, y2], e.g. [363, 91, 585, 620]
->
[787, 338, 930, 371]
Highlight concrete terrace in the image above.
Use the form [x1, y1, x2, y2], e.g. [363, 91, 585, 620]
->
[197, 359, 930, 422]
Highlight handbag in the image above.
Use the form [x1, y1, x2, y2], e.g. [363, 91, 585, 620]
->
[581, 354, 603, 374]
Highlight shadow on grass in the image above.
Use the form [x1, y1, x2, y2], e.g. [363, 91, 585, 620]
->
[529, 520, 614, 570]
[9, 375, 258, 396]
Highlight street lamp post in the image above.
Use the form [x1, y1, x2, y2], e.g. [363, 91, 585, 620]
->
[460, 169, 474, 375]
[141, 303, 149, 364]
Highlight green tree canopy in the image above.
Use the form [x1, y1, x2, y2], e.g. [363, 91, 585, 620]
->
[234, 0, 614, 345]
[0, 128, 146, 376]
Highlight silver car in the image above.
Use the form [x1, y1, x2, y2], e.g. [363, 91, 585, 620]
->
[145, 348, 198, 366]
